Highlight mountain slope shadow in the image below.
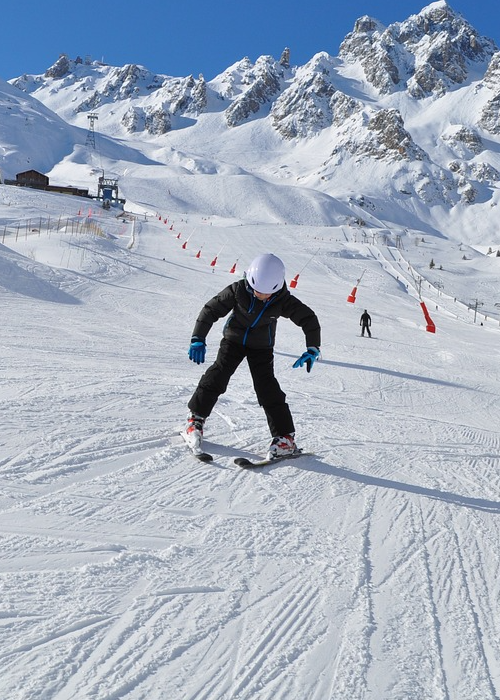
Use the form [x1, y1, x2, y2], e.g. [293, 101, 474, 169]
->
[0, 247, 81, 304]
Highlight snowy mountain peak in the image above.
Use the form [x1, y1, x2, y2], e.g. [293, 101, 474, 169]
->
[4, 4, 500, 244]
[339, 1, 497, 97]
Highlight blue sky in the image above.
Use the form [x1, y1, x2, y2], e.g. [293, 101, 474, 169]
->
[2, 0, 499, 81]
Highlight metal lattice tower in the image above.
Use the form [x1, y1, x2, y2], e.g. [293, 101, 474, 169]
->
[86, 113, 99, 148]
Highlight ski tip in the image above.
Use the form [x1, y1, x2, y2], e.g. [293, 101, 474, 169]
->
[234, 450, 313, 468]
[234, 457, 254, 467]
[196, 452, 214, 462]
[234, 456, 274, 468]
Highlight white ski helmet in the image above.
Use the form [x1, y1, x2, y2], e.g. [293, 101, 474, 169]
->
[246, 254, 285, 294]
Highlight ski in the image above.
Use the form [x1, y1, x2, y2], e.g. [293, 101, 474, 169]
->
[234, 450, 312, 468]
[180, 430, 214, 462]
[192, 451, 214, 463]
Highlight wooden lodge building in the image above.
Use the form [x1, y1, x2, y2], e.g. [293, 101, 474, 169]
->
[5, 169, 91, 198]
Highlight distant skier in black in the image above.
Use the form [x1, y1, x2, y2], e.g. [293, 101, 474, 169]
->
[360, 309, 372, 337]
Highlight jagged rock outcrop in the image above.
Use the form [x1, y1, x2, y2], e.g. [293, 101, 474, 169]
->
[144, 107, 171, 135]
[445, 156, 500, 205]
[190, 75, 207, 113]
[121, 107, 140, 133]
[483, 51, 500, 88]
[459, 181, 477, 203]
[224, 56, 282, 127]
[159, 74, 207, 115]
[480, 52, 500, 134]
[270, 53, 361, 138]
[45, 54, 72, 79]
[339, 17, 401, 94]
[213, 58, 253, 100]
[74, 64, 164, 115]
[75, 91, 102, 112]
[339, 1, 497, 97]
[405, 2, 495, 97]
[450, 159, 500, 182]
[279, 48, 291, 69]
[118, 73, 206, 133]
[366, 109, 427, 161]
[441, 126, 484, 156]
[480, 95, 500, 134]
[103, 64, 162, 100]
[328, 108, 427, 163]
[75, 68, 206, 127]
[121, 106, 171, 135]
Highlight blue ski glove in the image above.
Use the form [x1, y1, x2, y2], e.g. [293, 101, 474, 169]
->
[188, 337, 206, 364]
[293, 347, 320, 373]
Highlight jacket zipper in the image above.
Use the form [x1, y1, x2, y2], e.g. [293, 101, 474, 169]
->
[243, 297, 273, 345]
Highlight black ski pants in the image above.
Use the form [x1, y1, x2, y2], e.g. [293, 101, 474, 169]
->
[188, 338, 295, 437]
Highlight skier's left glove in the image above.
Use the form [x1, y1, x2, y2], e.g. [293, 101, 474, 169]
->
[292, 347, 320, 373]
[188, 336, 206, 364]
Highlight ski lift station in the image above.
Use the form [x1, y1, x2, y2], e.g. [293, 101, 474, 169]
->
[97, 175, 125, 209]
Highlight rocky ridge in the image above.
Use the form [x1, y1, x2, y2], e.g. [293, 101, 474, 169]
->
[6, 1, 500, 211]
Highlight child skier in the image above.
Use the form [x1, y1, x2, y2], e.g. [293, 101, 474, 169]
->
[185, 253, 321, 460]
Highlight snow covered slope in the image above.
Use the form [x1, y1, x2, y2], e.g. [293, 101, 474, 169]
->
[2, 2, 500, 697]
[1, 179, 500, 699]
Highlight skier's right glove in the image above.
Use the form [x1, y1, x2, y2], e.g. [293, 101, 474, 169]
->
[292, 347, 320, 373]
[188, 337, 206, 364]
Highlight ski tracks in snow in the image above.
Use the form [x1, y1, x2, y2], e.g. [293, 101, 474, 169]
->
[3, 220, 500, 698]
[4, 417, 500, 699]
